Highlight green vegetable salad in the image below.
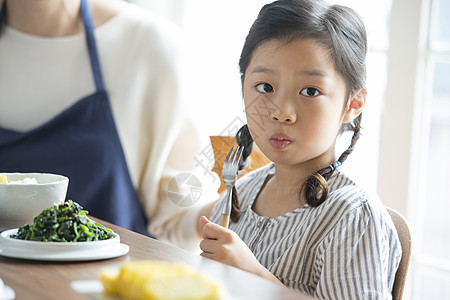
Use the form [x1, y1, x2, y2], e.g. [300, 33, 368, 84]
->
[11, 200, 114, 242]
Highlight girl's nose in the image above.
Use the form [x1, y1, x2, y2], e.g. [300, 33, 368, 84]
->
[269, 99, 297, 124]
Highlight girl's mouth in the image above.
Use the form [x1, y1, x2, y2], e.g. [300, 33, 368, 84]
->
[269, 134, 292, 149]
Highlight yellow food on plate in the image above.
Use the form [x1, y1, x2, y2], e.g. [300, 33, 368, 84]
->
[0, 173, 8, 184]
[100, 260, 226, 300]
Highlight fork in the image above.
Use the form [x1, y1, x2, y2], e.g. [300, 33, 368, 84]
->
[219, 145, 244, 228]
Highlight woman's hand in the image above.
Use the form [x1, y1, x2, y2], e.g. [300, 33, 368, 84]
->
[198, 216, 283, 285]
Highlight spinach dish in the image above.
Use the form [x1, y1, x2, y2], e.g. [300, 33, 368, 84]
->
[11, 200, 114, 242]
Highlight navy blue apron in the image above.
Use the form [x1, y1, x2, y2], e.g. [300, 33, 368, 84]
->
[0, 0, 149, 236]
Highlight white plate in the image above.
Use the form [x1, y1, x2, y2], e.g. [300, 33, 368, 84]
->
[0, 229, 129, 261]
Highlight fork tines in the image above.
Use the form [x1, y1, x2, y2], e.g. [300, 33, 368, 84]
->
[219, 145, 244, 228]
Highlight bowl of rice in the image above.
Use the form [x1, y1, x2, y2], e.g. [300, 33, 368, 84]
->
[0, 173, 69, 231]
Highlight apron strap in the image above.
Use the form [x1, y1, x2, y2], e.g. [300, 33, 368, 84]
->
[80, 0, 106, 92]
[0, 1, 7, 32]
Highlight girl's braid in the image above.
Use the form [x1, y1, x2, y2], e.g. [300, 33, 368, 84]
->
[301, 113, 363, 207]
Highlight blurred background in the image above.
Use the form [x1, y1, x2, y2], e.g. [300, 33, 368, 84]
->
[131, 0, 450, 299]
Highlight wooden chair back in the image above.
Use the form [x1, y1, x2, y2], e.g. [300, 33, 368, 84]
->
[386, 207, 412, 300]
[210, 136, 270, 193]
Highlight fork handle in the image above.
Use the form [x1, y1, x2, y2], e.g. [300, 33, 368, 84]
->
[219, 214, 230, 228]
[219, 186, 233, 228]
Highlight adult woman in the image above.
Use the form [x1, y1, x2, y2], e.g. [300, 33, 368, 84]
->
[0, 0, 216, 250]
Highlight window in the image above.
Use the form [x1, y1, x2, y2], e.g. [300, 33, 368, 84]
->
[379, 0, 450, 298]
[410, 0, 450, 298]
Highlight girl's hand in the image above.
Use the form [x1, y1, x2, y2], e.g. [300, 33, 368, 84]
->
[198, 216, 282, 285]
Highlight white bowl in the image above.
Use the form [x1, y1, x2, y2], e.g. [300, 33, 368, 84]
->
[0, 173, 69, 231]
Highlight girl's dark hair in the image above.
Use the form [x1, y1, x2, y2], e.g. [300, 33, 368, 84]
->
[231, 0, 367, 222]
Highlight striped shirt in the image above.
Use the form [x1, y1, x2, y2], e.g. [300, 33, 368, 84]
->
[210, 163, 402, 299]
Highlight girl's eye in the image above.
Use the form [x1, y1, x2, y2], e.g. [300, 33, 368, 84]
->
[256, 83, 274, 93]
[300, 87, 320, 97]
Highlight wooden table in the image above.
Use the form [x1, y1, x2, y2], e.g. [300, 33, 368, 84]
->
[0, 219, 314, 300]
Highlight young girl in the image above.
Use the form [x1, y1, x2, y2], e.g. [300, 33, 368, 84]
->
[198, 0, 402, 298]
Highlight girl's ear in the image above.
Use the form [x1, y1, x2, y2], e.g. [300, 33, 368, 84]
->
[342, 89, 366, 123]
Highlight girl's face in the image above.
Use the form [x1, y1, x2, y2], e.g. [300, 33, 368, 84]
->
[243, 38, 357, 169]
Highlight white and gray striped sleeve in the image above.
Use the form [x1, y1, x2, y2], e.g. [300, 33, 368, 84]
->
[313, 204, 401, 300]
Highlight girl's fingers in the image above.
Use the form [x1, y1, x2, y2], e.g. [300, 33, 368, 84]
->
[199, 216, 218, 239]
[200, 217, 227, 240]
[199, 237, 217, 254]
[205, 223, 234, 243]
[199, 216, 210, 227]
[200, 251, 215, 259]
[205, 224, 234, 243]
